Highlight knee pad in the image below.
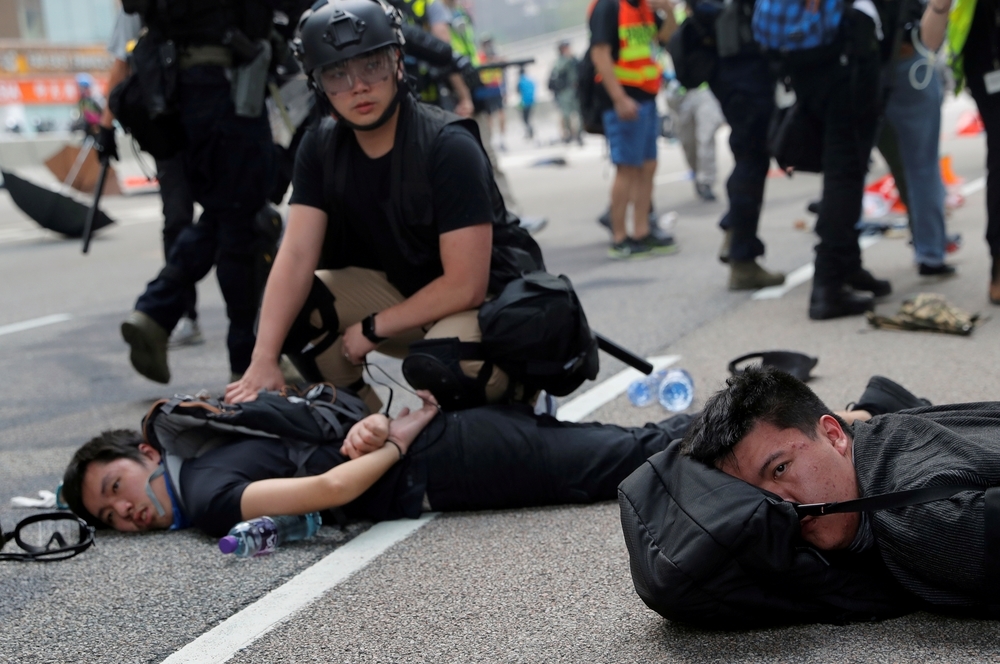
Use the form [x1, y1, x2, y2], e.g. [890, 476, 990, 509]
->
[281, 276, 339, 383]
[401, 337, 493, 412]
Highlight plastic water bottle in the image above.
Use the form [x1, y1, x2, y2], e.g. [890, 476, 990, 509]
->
[658, 368, 694, 412]
[218, 513, 322, 557]
[627, 369, 667, 407]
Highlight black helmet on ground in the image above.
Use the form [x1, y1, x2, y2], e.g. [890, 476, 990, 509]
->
[293, 0, 405, 77]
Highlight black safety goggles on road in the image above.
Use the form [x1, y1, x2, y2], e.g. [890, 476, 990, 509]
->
[0, 512, 95, 562]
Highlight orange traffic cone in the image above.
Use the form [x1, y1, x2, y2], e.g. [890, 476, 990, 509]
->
[940, 154, 963, 187]
[956, 110, 985, 136]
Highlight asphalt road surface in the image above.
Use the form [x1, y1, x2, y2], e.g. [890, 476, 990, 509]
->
[2, 93, 1000, 663]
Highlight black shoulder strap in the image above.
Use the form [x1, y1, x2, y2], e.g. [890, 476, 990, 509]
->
[794, 484, 989, 517]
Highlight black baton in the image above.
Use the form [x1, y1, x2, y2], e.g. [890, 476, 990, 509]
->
[595, 333, 653, 375]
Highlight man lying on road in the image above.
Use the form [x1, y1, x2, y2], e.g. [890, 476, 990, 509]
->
[62, 394, 673, 538]
[684, 367, 1000, 612]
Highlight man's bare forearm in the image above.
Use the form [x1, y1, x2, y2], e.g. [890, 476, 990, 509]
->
[591, 44, 628, 103]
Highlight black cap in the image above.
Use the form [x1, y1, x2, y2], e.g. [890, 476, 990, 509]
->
[293, 0, 405, 76]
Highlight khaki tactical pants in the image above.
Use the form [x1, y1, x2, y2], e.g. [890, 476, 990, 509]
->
[308, 267, 509, 411]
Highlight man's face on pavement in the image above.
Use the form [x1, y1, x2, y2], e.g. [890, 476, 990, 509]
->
[81, 443, 173, 532]
[718, 415, 861, 550]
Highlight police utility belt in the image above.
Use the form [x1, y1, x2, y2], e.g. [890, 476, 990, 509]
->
[109, 34, 271, 160]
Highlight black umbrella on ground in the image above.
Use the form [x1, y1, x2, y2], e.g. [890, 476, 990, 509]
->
[1, 169, 115, 239]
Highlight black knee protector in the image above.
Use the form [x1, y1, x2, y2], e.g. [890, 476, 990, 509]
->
[281, 275, 339, 383]
[401, 337, 493, 412]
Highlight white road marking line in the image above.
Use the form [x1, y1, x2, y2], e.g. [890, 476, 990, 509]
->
[162, 514, 438, 664]
[160, 355, 680, 663]
[961, 176, 986, 197]
[0, 313, 72, 337]
[556, 354, 680, 423]
[752, 234, 881, 300]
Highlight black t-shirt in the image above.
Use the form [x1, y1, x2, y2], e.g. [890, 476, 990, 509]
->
[176, 438, 347, 537]
[589, 0, 659, 102]
[289, 122, 500, 296]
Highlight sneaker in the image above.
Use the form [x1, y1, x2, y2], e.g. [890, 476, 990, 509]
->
[637, 232, 679, 255]
[519, 215, 548, 235]
[917, 263, 957, 277]
[695, 183, 716, 202]
[597, 210, 612, 231]
[168, 316, 204, 348]
[608, 237, 653, 260]
[121, 310, 170, 383]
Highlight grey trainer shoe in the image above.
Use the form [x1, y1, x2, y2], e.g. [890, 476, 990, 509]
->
[729, 260, 786, 291]
[168, 316, 204, 348]
[121, 311, 170, 384]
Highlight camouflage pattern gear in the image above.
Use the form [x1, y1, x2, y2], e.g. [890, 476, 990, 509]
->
[866, 293, 980, 336]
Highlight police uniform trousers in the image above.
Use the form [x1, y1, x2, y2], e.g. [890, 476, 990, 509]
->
[785, 15, 881, 288]
[310, 267, 509, 411]
[709, 54, 773, 262]
[135, 66, 274, 374]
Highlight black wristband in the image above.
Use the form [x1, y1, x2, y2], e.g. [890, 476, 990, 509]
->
[386, 439, 405, 458]
[362, 313, 387, 343]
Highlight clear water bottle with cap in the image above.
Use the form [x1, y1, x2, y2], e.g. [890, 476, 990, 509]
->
[627, 369, 667, 407]
[218, 513, 322, 558]
[658, 368, 694, 412]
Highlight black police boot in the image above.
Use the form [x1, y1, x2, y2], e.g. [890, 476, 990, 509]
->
[808, 284, 874, 320]
[846, 268, 892, 297]
[851, 376, 931, 415]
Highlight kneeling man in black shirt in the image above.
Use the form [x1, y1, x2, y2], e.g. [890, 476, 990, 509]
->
[226, 0, 542, 410]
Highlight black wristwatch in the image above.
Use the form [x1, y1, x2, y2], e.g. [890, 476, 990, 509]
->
[362, 313, 387, 343]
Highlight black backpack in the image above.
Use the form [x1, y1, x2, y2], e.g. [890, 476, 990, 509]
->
[618, 438, 917, 628]
[576, 47, 610, 135]
[479, 271, 599, 397]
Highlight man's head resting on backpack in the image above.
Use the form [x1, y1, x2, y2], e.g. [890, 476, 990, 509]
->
[682, 367, 861, 551]
[294, 0, 408, 131]
[62, 430, 174, 532]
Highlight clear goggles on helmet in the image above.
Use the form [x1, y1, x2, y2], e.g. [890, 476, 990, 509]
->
[0, 512, 95, 562]
[315, 48, 396, 96]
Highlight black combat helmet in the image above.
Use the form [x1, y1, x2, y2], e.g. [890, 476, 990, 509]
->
[293, 0, 405, 77]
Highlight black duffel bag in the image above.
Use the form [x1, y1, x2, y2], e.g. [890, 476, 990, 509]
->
[618, 438, 915, 629]
[479, 271, 599, 398]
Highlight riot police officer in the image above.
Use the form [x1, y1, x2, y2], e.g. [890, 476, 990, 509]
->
[119, 0, 276, 384]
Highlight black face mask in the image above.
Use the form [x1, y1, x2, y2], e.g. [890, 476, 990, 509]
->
[0, 512, 95, 562]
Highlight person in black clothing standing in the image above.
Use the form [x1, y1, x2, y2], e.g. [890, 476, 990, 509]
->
[707, 0, 786, 291]
[778, 8, 892, 319]
[225, 0, 542, 410]
[118, 1, 275, 383]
